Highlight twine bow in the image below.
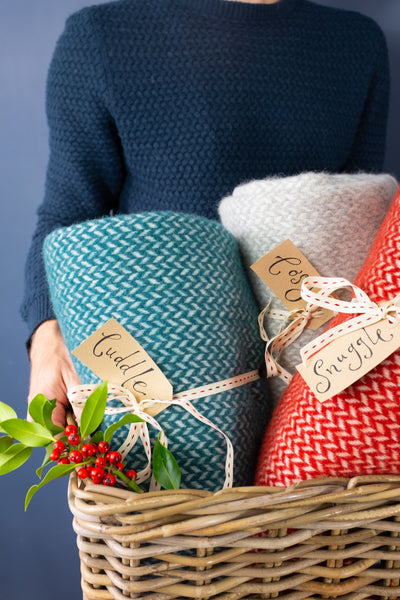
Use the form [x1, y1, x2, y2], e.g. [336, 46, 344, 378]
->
[299, 276, 400, 364]
[68, 369, 260, 491]
[258, 297, 330, 383]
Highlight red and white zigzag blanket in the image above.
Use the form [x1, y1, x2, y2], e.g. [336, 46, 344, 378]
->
[255, 185, 400, 487]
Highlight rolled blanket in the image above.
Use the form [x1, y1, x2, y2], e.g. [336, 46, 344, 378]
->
[43, 212, 270, 491]
[255, 185, 400, 487]
[219, 172, 398, 406]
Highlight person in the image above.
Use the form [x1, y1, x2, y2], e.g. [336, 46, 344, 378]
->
[21, 0, 390, 426]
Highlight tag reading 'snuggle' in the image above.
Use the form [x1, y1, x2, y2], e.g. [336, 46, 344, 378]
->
[250, 239, 333, 330]
[72, 318, 173, 417]
[297, 317, 400, 402]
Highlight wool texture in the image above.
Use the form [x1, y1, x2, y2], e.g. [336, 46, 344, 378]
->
[43, 212, 270, 491]
[255, 184, 400, 487]
[219, 172, 398, 406]
[21, 0, 390, 338]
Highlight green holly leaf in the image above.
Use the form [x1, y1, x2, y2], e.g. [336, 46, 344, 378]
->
[152, 434, 181, 490]
[90, 430, 104, 445]
[104, 414, 144, 444]
[0, 402, 17, 432]
[0, 401, 17, 422]
[43, 399, 64, 436]
[0, 436, 14, 453]
[0, 443, 32, 475]
[79, 381, 108, 439]
[28, 393, 48, 426]
[25, 462, 79, 510]
[36, 443, 54, 479]
[28, 394, 64, 436]
[0, 419, 55, 447]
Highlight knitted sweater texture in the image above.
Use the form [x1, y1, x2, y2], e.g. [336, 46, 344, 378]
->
[21, 0, 390, 335]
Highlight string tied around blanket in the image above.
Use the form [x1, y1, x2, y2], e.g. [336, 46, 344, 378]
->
[258, 300, 330, 383]
[258, 276, 400, 381]
[68, 369, 260, 491]
[298, 276, 400, 365]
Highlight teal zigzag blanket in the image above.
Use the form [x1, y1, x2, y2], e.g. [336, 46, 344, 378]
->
[43, 212, 270, 490]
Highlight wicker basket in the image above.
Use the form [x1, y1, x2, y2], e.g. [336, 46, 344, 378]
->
[68, 473, 400, 600]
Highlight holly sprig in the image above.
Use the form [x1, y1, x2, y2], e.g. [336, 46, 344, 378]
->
[0, 381, 181, 510]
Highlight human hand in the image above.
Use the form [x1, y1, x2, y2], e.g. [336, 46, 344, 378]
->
[28, 319, 81, 427]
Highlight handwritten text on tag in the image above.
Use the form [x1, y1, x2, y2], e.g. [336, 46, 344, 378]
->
[72, 318, 173, 416]
[296, 316, 400, 402]
[250, 239, 333, 330]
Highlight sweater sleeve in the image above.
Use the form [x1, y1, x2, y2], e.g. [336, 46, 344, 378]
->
[20, 8, 126, 337]
[343, 24, 390, 173]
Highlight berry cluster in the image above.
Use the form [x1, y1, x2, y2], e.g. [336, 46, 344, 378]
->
[50, 424, 137, 487]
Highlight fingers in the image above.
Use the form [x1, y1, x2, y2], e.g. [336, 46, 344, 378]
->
[27, 320, 81, 427]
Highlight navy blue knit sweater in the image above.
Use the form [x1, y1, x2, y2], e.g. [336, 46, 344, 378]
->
[22, 0, 389, 336]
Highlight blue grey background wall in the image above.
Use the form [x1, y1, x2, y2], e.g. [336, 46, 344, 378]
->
[0, 1, 399, 599]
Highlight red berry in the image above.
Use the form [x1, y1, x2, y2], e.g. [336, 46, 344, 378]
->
[103, 473, 116, 487]
[77, 467, 89, 479]
[50, 450, 61, 462]
[67, 432, 80, 445]
[90, 467, 105, 484]
[85, 465, 95, 477]
[125, 470, 137, 480]
[108, 451, 122, 465]
[116, 462, 124, 471]
[80, 444, 91, 457]
[53, 440, 66, 452]
[97, 441, 110, 454]
[87, 443, 98, 456]
[57, 457, 70, 465]
[65, 424, 78, 435]
[69, 450, 83, 464]
[95, 457, 106, 468]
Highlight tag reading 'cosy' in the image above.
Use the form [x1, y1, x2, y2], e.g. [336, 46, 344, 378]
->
[72, 318, 173, 417]
[250, 239, 333, 330]
[296, 317, 400, 402]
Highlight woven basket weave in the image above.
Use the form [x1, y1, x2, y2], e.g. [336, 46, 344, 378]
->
[68, 473, 400, 600]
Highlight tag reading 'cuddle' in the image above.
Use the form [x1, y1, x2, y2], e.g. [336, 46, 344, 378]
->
[72, 318, 173, 417]
[297, 317, 400, 402]
[250, 239, 333, 330]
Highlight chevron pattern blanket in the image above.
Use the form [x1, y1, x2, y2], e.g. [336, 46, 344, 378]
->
[219, 172, 398, 406]
[255, 185, 400, 487]
[43, 212, 270, 490]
